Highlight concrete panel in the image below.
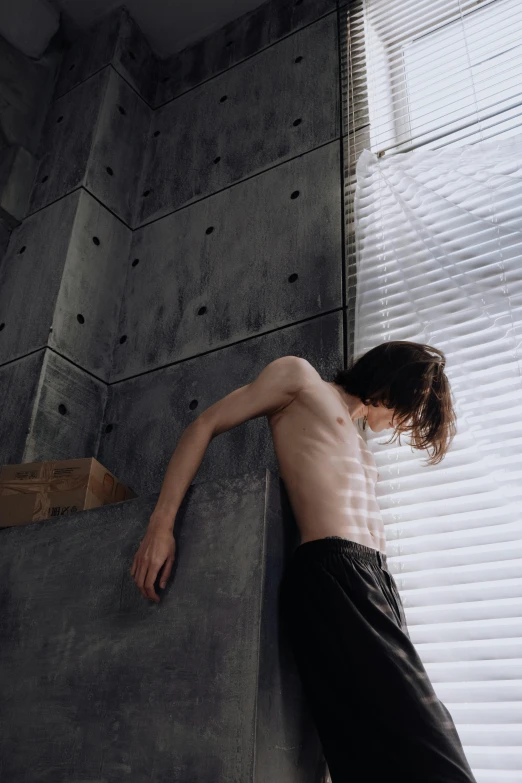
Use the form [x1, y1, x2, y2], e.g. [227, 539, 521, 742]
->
[0, 191, 79, 366]
[29, 68, 152, 226]
[84, 68, 151, 226]
[22, 349, 107, 464]
[0, 350, 45, 467]
[54, 6, 158, 107]
[0, 189, 131, 381]
[49, 189, 132, 380]
[100, 310, 343, 499]
[0, 469, 324, 782]
[0, 213, 12, 257]
[156, 0, 338, 104]
[0, 31, 61, 156]
[0, 144, 39, 222]
[28, 69, 107, 216]
[136, 12, 340, 225]
[114, 141, 342, 380]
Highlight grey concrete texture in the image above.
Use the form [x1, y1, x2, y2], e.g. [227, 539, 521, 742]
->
[26, 8, 340, 230]
[49, 1, 337, 112]
[0, 469, 325, 783]
[0, 350, 45, 468]
[0, 211, 12, 256]
[100, 310, 343, 499]
[28, 67, 152, 226]
[22, 349, 108, 466]
[0, 144, 39, 223]
[137, 11, 340, 225]
[0, 22, 64, 269]
[114, 140, 342, 380]
[0, 189, 132, 381]
[156, 0, 338, 105]
[53, 6, 159, 108]
[0, 348, 107, 469]
[0, 30, 61, 158]
[0, 0, 346, 475]
[0, 2, 347, 779]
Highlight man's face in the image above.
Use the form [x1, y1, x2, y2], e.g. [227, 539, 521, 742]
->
[366, 401, 397, 433]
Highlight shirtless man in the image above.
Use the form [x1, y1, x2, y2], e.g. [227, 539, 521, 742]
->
[131, 340, 477, 783]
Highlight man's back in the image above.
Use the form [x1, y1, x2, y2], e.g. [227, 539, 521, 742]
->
[267, 365, 385, 552]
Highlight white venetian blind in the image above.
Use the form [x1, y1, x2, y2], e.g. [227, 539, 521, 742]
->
[362, 0, 522, 154]
[349, 0, 522, 781]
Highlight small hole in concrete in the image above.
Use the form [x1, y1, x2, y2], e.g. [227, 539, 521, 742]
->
[293, 118, 302, 126]
[132, 258, 140, 267]
[118, 105, 127, 116]
[57, 116, 64, 123]
[19, 246, 26, 254]
[206, 226, 214, 235]
[0, 323, 5, 331]
[58, 404, 67, 415]
[226, 41, 234, 47]
[161, 76, 170, 83]
[291, 190, 300, 199]
[189, 400, 198, 410]
[69, 63, 75, 71]
[214, 156, 221, 164]
[105, 424, 113, 433]
[220, 95, 228, 103]
[106, 166, 114, 176]
[41, 175, 48, 183]
[198, 306, 207, 315]
[153, 130, 160, 137]
[120, 335, 127, 344]
[129, 51, 136, 60]
[77, 314, 84, 324]
[143, 189, 151, 197]
[295, 56, 303, 63]
[295, 0, 304, 5]
[93, 236, 100, 245]
[288, 273, 299, 283]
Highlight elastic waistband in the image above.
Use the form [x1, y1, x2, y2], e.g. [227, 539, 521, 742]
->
[292, 536, 388, 568]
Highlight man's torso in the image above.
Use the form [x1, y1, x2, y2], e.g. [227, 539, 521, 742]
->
[267, 365, 386, 554]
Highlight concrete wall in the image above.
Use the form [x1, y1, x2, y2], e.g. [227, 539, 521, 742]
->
[0, 469, 325, 782]
[0, 1, 348, 780]
[0, 0, 346, 497]
[0, 19, 63, 256]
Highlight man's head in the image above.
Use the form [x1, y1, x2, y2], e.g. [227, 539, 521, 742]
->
[333, 340, 457, 465]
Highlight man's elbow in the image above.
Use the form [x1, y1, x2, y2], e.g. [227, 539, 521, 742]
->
[189, 415, 215, 440]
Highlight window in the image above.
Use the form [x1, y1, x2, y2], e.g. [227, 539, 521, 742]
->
[343, 0, 522, 779]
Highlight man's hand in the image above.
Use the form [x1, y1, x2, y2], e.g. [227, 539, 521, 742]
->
[130, 521, 176, 603]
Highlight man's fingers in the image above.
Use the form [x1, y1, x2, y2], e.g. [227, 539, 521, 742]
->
[144, 565, 160, 602]
[132, 558, 160, 602]
[160, 557, 174, 588]
[135, 561, 151, 600]
[131, 530, 175, 602]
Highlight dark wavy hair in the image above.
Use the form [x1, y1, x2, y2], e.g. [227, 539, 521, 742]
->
[332, 341, 457, 466]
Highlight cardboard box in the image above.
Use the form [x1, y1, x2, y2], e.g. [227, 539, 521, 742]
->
[0, 457, 137, 528]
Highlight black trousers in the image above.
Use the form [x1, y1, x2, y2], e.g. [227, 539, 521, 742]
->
[279, 536, 477, 783]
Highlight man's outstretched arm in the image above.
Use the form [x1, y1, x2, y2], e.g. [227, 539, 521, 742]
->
[149, 354, 309, 530]
[131, 355, 311, 601]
